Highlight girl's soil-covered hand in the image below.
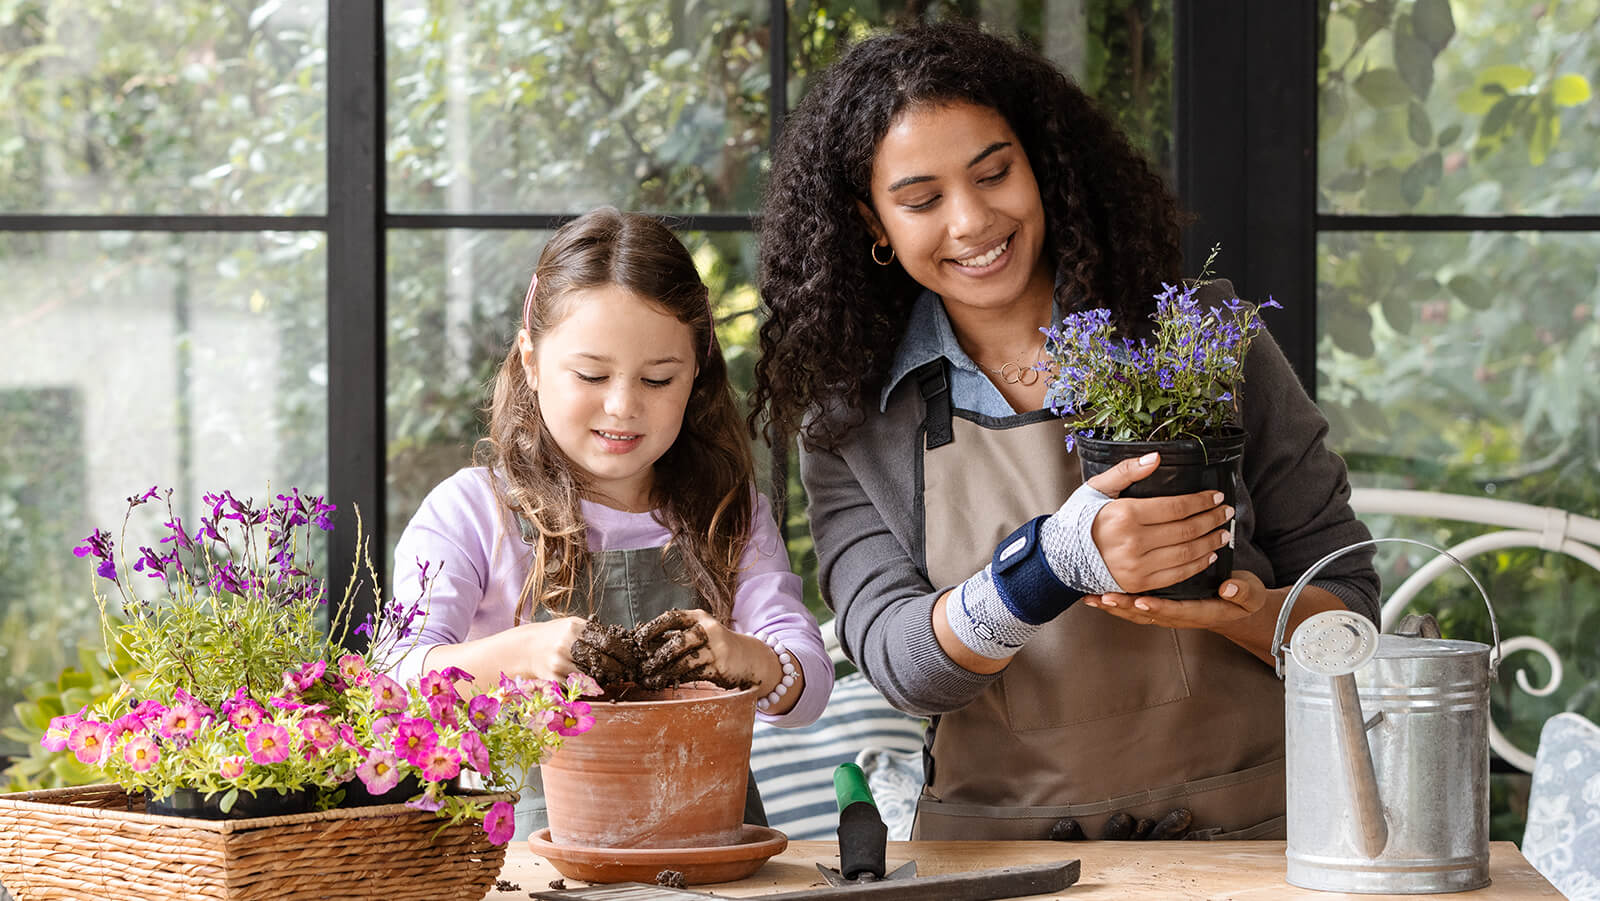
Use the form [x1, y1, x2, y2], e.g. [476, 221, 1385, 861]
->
[634, 609, 783, 693]
[1084, 454, 1235, 594]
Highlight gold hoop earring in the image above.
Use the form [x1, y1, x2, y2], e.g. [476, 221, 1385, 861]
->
[871, 241, 896, 266]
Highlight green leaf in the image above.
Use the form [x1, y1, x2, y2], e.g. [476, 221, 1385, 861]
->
[1456, 85, 1499, 115]
[1437, 124, 1462, 147]
[1354, 68, 1412, 107]
[1550, 74, 1591, 108]
[1394, 30, 1434, 98]
[1447, 274, 1492, 310]
[1480, 96, 1519, 137]
[1320, 84, 1347, 134]
[1407, 102, 1434, 147]
[1528, 112, 1560, 166]
[1476, 65, 1534, 94]
[1412, 0, 1456, 53]
[220, 788, 239, 813]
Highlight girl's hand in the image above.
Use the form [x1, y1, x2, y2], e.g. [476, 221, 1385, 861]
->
[1084, 455, 1235, 594]
[1083, 570, 1268, 631]
[420, 615, 590, 693]
[485, 615, 590, 682]
[636, 609, 785, 696]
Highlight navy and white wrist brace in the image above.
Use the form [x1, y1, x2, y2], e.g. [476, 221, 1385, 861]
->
[945, 484, 1126, 659]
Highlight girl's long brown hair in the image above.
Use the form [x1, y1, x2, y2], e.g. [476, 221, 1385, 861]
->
[478, 207, 754, 624]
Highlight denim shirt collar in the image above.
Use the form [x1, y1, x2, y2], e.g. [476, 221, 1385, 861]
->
[878, 289, 984, 413]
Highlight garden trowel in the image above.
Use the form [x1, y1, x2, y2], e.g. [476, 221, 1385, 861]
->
[815, 762, 918, 886]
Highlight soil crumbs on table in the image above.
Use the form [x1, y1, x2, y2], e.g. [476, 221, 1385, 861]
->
[656, 869, 688, 889]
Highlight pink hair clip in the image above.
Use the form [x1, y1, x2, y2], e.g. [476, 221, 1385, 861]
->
[522, 271, 539, 332]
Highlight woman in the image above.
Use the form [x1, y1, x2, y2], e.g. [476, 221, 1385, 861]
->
[751, 20, 1378, 841]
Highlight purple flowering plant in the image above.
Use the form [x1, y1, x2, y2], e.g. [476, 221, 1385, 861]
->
[1040, 249, 1281, 450]
[47, 486, 596, 844]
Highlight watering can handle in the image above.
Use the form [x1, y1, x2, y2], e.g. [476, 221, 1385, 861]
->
[1269, 537, 1502, 679]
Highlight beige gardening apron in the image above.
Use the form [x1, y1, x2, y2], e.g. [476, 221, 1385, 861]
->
[909, 362, 1286, 841]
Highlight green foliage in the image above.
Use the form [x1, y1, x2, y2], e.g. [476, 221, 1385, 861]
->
[2, 638, 139, 791]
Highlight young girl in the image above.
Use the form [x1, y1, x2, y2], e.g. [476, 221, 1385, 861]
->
[387, 207, 831, 840]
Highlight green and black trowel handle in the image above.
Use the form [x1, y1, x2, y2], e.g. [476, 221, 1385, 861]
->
[819, 763, 918, 885]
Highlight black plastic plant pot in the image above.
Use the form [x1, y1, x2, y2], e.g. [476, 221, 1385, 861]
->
[146, 786, 314, 820]
[1076, 427, 1246, 600]
[336, 774, 424, 807]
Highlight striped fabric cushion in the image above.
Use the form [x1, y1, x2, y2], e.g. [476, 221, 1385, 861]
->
[750, 672, 928, 840]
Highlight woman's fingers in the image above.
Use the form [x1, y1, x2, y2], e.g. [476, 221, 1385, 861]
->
[1085, 572, 1266, 629]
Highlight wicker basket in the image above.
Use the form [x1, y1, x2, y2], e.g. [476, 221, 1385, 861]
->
[0, 784, 515, 900]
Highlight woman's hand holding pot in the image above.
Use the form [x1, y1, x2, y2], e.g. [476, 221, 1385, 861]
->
[1084, 453, 1235, 594]
[1085, 570, 1268, 630]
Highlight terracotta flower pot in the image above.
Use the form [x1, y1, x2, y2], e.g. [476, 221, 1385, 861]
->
[1077, 427, 1247, 600]
[540, 684, 759, 849]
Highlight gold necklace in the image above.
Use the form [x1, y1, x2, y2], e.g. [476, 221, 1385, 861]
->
[976, 338, 1050, 386]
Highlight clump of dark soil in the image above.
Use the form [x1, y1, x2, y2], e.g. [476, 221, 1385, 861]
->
[571, 609, 757, 692]
[655, 868, 688, 888]
[545, 877, 566, 890]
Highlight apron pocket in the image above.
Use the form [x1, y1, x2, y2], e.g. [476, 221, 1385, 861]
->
[912, 757, 1285, 841]
[999, 608, 1191, 732]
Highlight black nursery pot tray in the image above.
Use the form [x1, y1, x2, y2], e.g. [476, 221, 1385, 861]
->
[146, 786, 315, 820]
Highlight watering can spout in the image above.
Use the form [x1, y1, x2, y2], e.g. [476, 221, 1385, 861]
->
[1331, 670, 1389, 858]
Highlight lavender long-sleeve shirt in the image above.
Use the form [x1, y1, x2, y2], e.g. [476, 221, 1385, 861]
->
[386, 467, 831, 727]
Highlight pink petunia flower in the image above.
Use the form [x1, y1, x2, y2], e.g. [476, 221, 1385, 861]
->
[299, 716, 337, 751]
[419, 745, 461, 782]
[368, 673, 407, 712]
[67, 721, 110, 765]
[218, 755, 248, 780]
[357, 750, 403, 796]
[459, 730, 492, 776]
[371, 715, 396, 736]
[159, 702, 205, 742]
[497, 673, 534, 702]
[122, 735, 160, 772]
[426, 693, 459, 729]
[391, 717, 438, 766]
[437, 665, 474, 684]
[405, 783, 445, 812]
[564, 671, 603, 699]
[246, 723, 292, 764]
[418, 671, 459, 706]
[42, 712, 82, 752]
[228, 698, 267, 730]
[466, 694, 501, 731]
[337, 653, 369, 686]
[130, 699, 168, 724]
[548, 700, 596, 737]
[483, 800, 515, 845]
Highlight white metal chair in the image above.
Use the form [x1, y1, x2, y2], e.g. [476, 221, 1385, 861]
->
[1350, 488, 1600, 772]
[1520, 712, 1600, 900]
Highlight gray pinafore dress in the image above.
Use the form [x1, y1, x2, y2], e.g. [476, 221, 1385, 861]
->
[511, 541, 768, 841]
[908, 361, 1287, 841]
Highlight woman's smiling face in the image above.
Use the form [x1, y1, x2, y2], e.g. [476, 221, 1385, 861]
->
[860, 101, 1052, 317]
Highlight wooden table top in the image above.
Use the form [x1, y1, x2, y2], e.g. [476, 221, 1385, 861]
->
[495, 839, 1562, 899]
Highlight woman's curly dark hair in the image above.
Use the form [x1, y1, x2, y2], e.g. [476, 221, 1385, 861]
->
[751, 19, 1185, 448]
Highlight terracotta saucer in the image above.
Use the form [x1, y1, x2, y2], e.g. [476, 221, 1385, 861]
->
[528, 825, 788, 885]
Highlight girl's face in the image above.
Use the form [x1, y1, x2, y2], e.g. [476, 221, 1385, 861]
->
[519, 284, 698, 512]
[859, 101, 1053, 319]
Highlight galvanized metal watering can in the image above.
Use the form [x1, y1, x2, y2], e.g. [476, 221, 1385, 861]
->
[1271, 538, 1503, 894]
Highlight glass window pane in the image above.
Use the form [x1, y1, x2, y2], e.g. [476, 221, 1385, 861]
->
[1319, 0, 1600, 215]
[1316, 231, 1600, 822]
[384, 1, 772, 214]
[788, 0, 1174, 176]
[0, 231, 327, 756]
[0, 2, 327, 216]
[386, 230, 812, 595]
